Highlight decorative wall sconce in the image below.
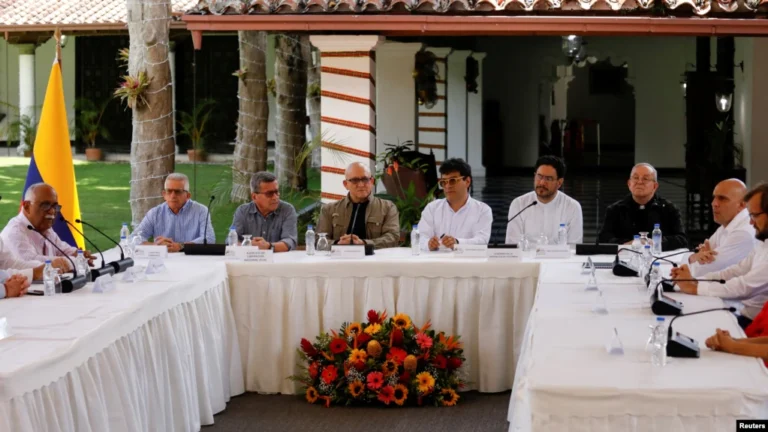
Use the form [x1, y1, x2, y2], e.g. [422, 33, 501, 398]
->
[715, 92, 732, 112]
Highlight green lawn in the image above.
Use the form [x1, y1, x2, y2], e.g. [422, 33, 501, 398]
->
[0, 158, 319, 251]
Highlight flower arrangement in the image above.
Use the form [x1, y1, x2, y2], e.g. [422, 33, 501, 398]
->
[114, 71, 151, 109]
[413, 50, 439, 109]
[289, 310, 465, 407]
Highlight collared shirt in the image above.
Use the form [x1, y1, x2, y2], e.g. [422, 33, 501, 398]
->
[690, 209, 756, 277]
[232, 201, 298, 250]
[505, 191, 583, 245]
[598, 194, 688, 251]
[417, 196, 493, 251]
[699, 240, 768, 319]
[0, 236, 36, 299]
[135, 199, 215, 244]
[0, 212, 78, 264]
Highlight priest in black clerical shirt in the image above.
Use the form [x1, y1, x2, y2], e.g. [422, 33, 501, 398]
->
[598, 163, 688, 251]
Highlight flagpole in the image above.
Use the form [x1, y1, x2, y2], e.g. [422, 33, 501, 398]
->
[54, 28, 62, 67]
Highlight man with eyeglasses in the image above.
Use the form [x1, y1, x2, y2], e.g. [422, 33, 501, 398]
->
[417, 158, 492, 251]
[505, 155, 583, 245]
[134, 173, 215, 252]
[317, 162, 399, 249]
[231, 171, 297, 252]
[1, 183, 94, 267]
[598, 163, 687, 250]
[672, 182, 768, 329]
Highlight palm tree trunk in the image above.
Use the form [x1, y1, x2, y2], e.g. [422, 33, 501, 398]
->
[302, 36, 321, 168]
[275, 33, 308, 191]
[127, 0, 175, 224]
[232, 31, 269, 202]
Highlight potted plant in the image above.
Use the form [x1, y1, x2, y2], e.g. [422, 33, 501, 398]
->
[75, 98, 111, 161]
[178, 99, 216, 162]
[377, 141, 437, 201]
[8, 114, 38, 157]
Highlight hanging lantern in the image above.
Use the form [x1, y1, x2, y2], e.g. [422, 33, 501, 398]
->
[561, 35, 583, 58]
[680, 81, 687, 97]
[715, 92, 732, 112]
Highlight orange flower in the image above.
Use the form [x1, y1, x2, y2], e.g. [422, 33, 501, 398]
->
[346, 322, 362, 337]
[416, 371, 435, 394]
[441, 388, 460, 407]
[393, 313, 411, 329]
[377, 385, 395, 405]
[404, 354, 418, 373]
[382, 359, 398, 376]
[306, 386, 319, 404]
[348, 380, 365, 398]
[393, 160, 400, 172]
[349, 348, 368, 364]
[386, 166, 393, 176]
[367, 340, 383, 358]
[393, 384, 409, 406]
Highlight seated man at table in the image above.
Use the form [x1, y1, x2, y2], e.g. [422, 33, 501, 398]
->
[705, 328, 768, 367]
[317, 162, 399, 249]
[0, 236, 66, 282]
[135, 173, 215, 252]
[506, 155, 583, 245]
[0, 183, 94, 267]
[231, 171, 297, 252]
[686, 179, 755, 276]
[672, 182, 768, 329]
[598, 163, 687, 250]
[417, 158, 492, 251]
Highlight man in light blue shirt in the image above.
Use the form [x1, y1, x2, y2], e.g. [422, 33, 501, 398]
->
[135, 173, 215, 252]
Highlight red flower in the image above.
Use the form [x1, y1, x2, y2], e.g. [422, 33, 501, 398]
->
[386, 166, 394, 176]
[393, 161, 400, 173]
[433, 354, 448, 369]
[448, 357, 463, 370]
[301, 338, 318, 357]
[366, 372, 384, 390]
[330, 338, 348, 354]
[377, 385, 395, 405]
[356, 333, 372, 346]
[355, 360, 366, 371]
[321, 365, 338, 385]
[309, 362, 320, 379]
[387, 347, 408, 364]
[391, 328, 404, 347]
[399, 370, 411, 384]
[416, 333, 433, 350]
[367, 309, 381, 324]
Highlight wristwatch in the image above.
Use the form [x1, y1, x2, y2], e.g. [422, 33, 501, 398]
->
[178, 243, 185, 252]
[268, 242, 274, 250]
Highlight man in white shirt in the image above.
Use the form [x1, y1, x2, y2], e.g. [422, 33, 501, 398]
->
[418, 158, 493, 251]
[0, 235, 69, 299]
[672, 182, 768, 329]
[685, 179, 755, 276]
[505, 155, 583, 245]
[0, 183, 94, 267]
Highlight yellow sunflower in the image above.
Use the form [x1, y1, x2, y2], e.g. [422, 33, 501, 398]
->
[348, 348, 368, 364]
[393, 384, 409, 406]
[393, 313, 412, 329]
[306, 386, 319, 404]
[348, 380, 365, 398]
[416, 371, 435, 394]
[364, 323, 381, 335]
[382, 359, 398, 376]
[346, 322, 362, 337]
[441, 388, 460, 407]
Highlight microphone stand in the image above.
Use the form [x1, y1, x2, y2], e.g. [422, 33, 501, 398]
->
[26, 225, 87, 293]
[76, 219, 134, 273]
[60, 216, 115, 281]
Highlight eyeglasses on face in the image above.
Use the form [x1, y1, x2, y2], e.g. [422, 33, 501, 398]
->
[438, 176, 467, 188]
[164, 188, 188, 196]
[749, 211, 766, 221]
[36, 202, 62, 213]
[630, 176, 656, 184]
[534, 173, 557, 183]
[345, 177, 372, 185]
[256, 190, 280, 198]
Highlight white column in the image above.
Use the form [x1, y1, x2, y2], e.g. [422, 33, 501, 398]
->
[749, 38, 768, 186]
[169, 41, 178, 152]
[310, 35, 383, 203]
[417, 47, 452, 165]
[375, 41, 423, 192]
[446, 50, 472, 162]
[18, 44, 36, 147]
[467, 52, 486, 177]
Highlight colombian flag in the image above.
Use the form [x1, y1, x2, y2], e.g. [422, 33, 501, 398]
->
[21, 54, 83, 249]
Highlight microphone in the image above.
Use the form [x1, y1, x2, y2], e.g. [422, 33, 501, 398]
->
[666, 306, 737, 358]
[643, 249, 691, 287]
[76, 219, 134, 274]
[507, 201, 537, 223]
[26, 225, 87, 293]
[203, 195, 214, 245]
[650, 278, 726, 316]
[59, 216, 115, 281]
[612, 247, 643, 277]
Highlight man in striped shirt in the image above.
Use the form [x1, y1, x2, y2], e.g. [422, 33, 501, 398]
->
[135, 173, 215, 252]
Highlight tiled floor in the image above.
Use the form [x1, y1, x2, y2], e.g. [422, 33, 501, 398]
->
[473, 174, 687, 244]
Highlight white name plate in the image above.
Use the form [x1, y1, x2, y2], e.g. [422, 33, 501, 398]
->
[487, 248, 522, 261]
[134, 245, 168, 259]
[230, 247, 274, 263]
[0, 317, 12, 341]
[535, 244, 571, 259]
[330, 245, 366, 259]
[454, 244, 488, 258]
[92, 273, 117, 293]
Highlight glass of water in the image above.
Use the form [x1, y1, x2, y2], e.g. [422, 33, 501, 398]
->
[316, 233, 330, 256]
[241, 235, 253, 247]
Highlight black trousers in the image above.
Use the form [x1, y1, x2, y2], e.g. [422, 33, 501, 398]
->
[738, 314, 753, 330]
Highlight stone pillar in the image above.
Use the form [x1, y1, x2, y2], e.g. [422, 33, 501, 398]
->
[375, 41, 423, 192]
[446, 50, 472, 162]
[18, 44, 36, 147]
[749, 38, 768, 186]
[417, 47, 452, 165]
[310, 35, 383, 203]
[467, 52, 486, 177]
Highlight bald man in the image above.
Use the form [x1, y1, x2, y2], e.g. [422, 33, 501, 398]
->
[317, 162, 400, 249]
[679, 179, 755, 276]
[599, 163, 687, 251]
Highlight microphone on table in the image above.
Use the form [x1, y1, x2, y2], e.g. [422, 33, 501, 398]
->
[26, 225, 88, 293]
[507, 201, 537, 223]
[612, 247, 643, 277]
[666, 306, 737, 358]
[76, 219, 134, 274]
[650, 278, 726, 316]
[643, 249, 692, 288]
[203, 195, 214, 245]
[59, 216, 115, 281]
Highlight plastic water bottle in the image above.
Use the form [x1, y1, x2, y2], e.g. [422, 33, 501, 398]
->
[120, 222, 130, 240]
[305, 225, 316, 256]
[629, 235, 642, 270]
[648, 262, 662, 296]
[76, 250, 91, 281]
[226, 225, 239, 247]
[120, 235, 128, 250]
[651, 317, 668, 367]
[557, 223, 568, 245]
[43, 260, 56, 296]
[640, 244, 652, 280]
[411, 224, 420, 256]
[652, 224, 662, 255]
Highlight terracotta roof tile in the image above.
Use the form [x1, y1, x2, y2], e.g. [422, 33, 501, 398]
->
[0, 0, 197, 27]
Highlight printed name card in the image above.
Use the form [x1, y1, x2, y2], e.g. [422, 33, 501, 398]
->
[0, 317, 11, 341]
[486, 248, 522, 262]
[534, 244, 571, 259]
[229, 247, 274, 263]
[454, 244, 488, 258]
[134, 245, 168, 259]
[330, 245, 366, 259]
[92, 273, 117, 293]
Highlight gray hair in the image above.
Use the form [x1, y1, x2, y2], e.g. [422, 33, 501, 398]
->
[24, 183, 54, 201]
[345, 162, 372, 178]
[250, 171, 277, 194]
[164, 173, 190, 191]
[630, 163, 658, 182]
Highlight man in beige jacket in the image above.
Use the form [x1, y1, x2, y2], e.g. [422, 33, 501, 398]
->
[317, 162, 400, 249]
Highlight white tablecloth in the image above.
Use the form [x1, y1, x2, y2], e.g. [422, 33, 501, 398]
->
[0, 255, 244, 432]
[226, 248, 541, 394]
